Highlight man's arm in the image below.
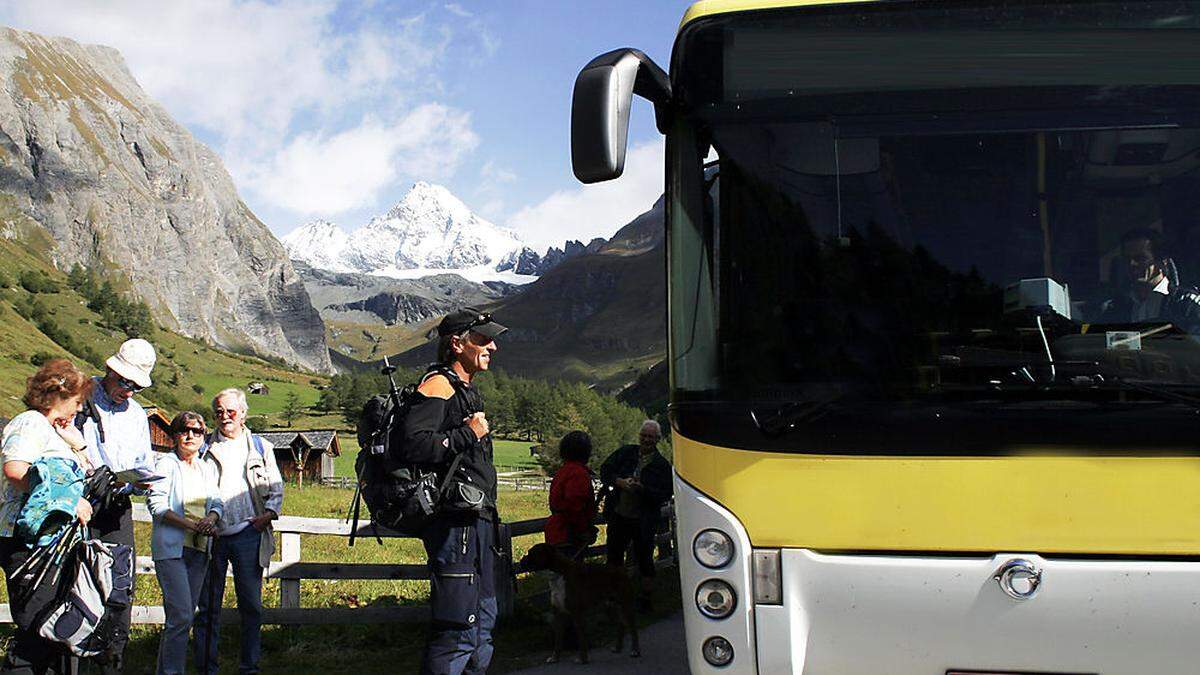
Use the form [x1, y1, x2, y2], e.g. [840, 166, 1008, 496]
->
[640, 457, 673, 506]
[599, 446, 627, 486]
[261, 438, 284, 517]
[129, 412, 154, 496]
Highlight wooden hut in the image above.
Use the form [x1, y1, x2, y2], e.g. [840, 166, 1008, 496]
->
[258, 430, 341, 484]
[144, 407, 174, 454]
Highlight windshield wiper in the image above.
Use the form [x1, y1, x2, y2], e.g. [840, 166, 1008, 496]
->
[750, 396, 839, 437]
[1100, 377, 1200, 408]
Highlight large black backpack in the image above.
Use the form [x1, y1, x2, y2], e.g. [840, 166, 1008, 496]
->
[348, 367, 469, 544]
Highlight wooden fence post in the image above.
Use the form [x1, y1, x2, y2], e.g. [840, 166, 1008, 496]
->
[495, 523, 515, 618]
[280, 532, 301, 609]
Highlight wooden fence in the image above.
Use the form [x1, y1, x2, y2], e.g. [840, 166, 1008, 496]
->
[322, 470, 549, 491]
[0, 502, 675, 625]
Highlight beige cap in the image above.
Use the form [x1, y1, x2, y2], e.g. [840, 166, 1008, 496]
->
[106, 338, 156, 388]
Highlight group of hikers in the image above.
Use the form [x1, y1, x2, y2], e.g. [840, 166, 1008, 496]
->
[0, 338, 283, 675]
[0, 306, 672, 675]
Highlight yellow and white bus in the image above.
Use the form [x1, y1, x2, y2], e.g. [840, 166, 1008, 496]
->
[572, 1, 1200, 673]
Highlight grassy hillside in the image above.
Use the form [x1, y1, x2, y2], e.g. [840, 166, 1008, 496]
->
[0, 231, 327, 421]
[325, 316, 434, 363]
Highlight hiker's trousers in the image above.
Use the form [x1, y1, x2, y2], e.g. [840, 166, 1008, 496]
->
[420, 515, 497, 675]
[154, 547, 208, 675]
[89, 500, 135, 674]
[194, 527, 263, 675]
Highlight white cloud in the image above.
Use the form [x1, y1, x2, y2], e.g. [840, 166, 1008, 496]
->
[243, 106, 479, 217]
[480, 160, 517, 184]
[0, 0, 481, 224]
[444, 3, 472, 18]
[509, 139, 664, 251]
[473, 160, 517, 220]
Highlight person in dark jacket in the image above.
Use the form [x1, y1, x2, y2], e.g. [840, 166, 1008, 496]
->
[600, 420, 672, 610]
[404, 307, 506, 675]
[1098, 227, 1200, 332]
[545, 431, 597, 557]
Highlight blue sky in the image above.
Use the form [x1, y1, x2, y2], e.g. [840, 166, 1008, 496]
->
[0, 0, 692, 250]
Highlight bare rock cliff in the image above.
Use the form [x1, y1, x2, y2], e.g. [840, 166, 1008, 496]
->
[0, 27, 331, 372]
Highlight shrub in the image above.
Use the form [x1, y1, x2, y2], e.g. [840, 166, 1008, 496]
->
[29, 351, 55, 366]
[191, 383, 204, 394]
[18, 270, 58, 294]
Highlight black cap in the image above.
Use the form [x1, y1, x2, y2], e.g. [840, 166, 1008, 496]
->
[437, 307, 508, 338]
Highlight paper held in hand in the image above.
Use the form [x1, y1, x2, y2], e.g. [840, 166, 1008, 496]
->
[114, 467, 164, 483]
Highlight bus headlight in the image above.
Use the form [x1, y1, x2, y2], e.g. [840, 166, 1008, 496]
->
[702, 636, 734, 667]
[696, 579, 737, 619]
[693, 529, 734, 568]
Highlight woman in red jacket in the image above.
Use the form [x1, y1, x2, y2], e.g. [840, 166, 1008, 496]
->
[544, 431, 597, 558]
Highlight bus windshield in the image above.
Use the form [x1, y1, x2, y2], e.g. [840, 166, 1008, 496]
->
[669, 1, 1200, 454]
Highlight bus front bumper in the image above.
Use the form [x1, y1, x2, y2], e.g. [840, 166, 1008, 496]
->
[675, 472, 1200, 675]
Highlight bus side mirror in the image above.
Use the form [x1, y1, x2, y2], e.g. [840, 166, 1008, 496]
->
[571, 48, 671, 184]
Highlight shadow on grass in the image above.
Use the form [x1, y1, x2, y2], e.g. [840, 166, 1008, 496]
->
[0, 567, 682, 674]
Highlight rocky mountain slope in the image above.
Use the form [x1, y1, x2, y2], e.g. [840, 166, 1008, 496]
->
[388, 198, 666, 387]
[295, 261, 518, 362]
[0, 27, 330, 372]
[297, 261, 513, 325]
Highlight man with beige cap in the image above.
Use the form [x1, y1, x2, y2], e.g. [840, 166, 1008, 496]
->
[76, 337, 157, 673]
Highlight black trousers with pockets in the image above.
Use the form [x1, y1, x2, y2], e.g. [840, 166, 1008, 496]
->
[606, 514, 656, 578]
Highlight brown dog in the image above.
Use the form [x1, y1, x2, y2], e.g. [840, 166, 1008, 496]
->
[520, 542, 641, 664]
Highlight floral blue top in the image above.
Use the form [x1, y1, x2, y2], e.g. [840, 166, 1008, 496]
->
[0, 410, 78, 538]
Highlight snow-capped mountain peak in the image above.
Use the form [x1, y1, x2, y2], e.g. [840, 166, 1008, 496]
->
[283, 183, 527, 280]
[282, 219, 352, 272]
[384, 181, 473, 224]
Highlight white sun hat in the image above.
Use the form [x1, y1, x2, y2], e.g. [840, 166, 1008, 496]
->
[105, 338, 156, 388]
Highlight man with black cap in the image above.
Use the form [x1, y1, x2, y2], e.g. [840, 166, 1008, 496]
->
[403, 307, 506, 675]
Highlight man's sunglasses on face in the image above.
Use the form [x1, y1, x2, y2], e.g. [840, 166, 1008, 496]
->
[215, 408, 239, 419]
[116, 376, 145, 393]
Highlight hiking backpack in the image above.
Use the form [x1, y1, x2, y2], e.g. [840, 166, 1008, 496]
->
[37, 538, 133, 658]
[348, 367, 472, 543]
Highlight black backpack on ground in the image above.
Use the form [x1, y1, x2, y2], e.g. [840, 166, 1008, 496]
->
[347, 365, 472, 544]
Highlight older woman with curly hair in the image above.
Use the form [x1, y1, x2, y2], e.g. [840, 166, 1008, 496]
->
[0, 358, 95, 674]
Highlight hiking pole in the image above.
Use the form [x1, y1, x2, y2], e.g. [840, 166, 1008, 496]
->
[382, 355, 402, 408]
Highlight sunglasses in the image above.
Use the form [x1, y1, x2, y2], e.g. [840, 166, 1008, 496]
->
[115, 376, 145, 393]
[177, 427, 205, 438]
[469, 312, 493, 329]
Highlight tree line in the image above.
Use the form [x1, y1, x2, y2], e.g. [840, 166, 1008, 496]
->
[67, 265, 154, 338]
[317, 366, 661, 472]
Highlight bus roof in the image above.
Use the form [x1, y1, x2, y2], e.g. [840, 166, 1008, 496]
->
[681, 0, 874, 30]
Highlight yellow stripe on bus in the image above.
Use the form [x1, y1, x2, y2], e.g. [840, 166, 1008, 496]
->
[681, 0, 874, 30]
[673, 433, 1200, 554]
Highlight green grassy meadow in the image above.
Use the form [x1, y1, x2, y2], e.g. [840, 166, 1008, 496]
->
[0, 485, 679, 673]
